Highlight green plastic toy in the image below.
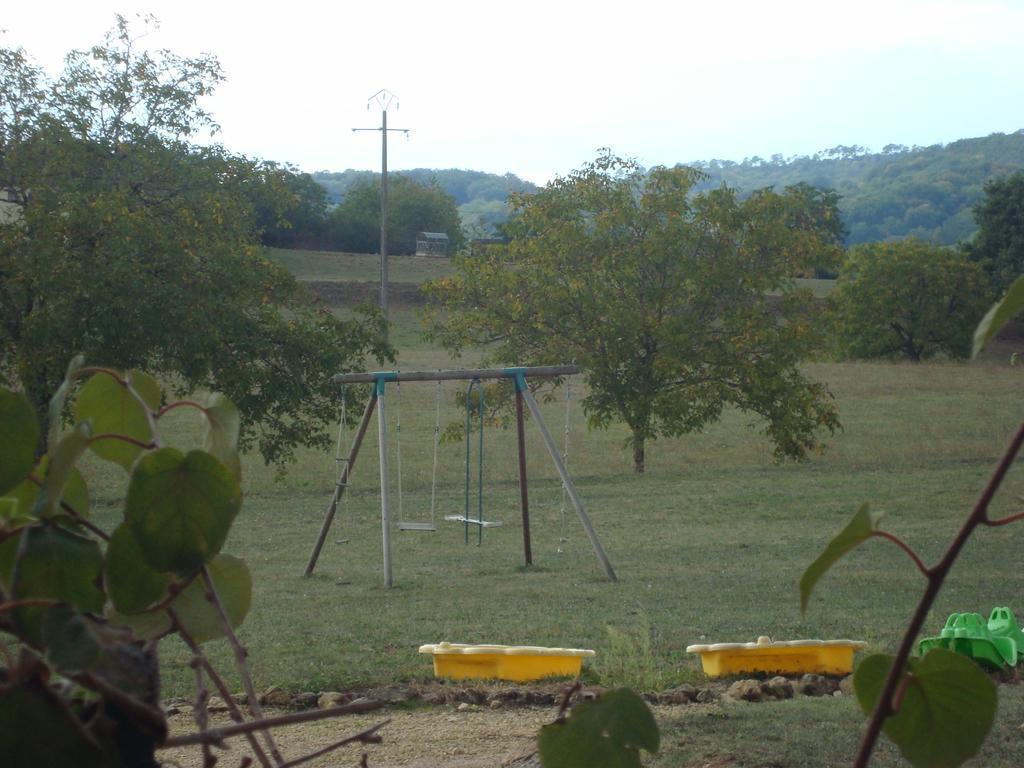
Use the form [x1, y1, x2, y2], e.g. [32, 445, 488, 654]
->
[918, 607, 1024, 669]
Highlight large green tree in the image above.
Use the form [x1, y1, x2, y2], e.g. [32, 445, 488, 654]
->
[965, 171, 1024, 293]
[0, 18, 387, 463]
[328, 175, 465, 255]
[243, 163, 330, 249]
[830, 239, 991, 361]
[425, 152, 842, 473]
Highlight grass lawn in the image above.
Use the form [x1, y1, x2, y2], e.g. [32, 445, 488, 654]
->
[265, 246, 453, 284]
[79, 276, 1024, 765]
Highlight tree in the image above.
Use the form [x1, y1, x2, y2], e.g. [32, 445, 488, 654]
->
[965, 171, 1024, 293]
[328, 175, 465, 254]
[424, 152, 842, 474]
[830, 239, 992, 361]
[242, 163, 329, 249]
[0, 18, 388, 464]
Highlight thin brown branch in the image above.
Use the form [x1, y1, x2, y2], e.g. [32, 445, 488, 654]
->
[157, 400, 206, 418]
[71, 670, 166, 738]
[167, 606, 273, 768]
[27, 473, 111, 540]
[891, 673, 913, 714]
[78, 366, 125, 382]
[0, 598, 58, 615]
[871, 531, 931, 577]
[201, 566, 285, 765]
[192, 658, 217, 768]
[88, 433, 158, 450]
[853, 419, 1024, 768]
[275, 722, 387, 768]
[554, 682, 582, 725]
[984, 510, 1024, 528]
[159, 703, 388, 748]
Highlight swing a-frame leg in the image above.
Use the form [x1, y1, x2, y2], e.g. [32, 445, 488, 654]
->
[515, 375, 618, 582]
[303, 392, 377, 577]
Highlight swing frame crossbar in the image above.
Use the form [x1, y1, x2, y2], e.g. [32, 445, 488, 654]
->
[303, 365, 617, 588]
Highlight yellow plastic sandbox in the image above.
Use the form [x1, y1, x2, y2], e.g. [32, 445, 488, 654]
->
[418, 642, 595, 682]
[686, 636, 868, 678]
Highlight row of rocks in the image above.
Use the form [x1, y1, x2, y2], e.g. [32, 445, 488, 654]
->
[164, 675, 854, 716]
[724, 673, 854, 703]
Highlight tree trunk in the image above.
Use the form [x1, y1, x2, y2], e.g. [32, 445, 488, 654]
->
[632, 432, 645, 474]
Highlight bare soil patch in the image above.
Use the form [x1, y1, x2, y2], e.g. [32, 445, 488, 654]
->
[163, 705, 550, 768]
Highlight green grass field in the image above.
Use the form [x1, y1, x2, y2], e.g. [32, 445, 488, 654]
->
[265, 247, 454, 284]
[81, 263, 1024, 765]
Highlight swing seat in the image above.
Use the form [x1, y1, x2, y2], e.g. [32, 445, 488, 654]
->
[444, 515, 502, 528]
[398, 521, 436, 532]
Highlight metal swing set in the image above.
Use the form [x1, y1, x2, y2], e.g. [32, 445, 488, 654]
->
[302, 365, 617, 587]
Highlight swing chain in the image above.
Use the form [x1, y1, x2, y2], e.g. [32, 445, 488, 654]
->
[334, 391, 349, 489]
[395, 378, 404, 523]
[558, 376, 572, 551]
[429, 378, 441, 526]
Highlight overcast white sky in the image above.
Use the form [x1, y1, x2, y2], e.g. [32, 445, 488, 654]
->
[3, 1, 1023, 183]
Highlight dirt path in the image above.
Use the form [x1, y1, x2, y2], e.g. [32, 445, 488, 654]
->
[163, 706, 552, 768]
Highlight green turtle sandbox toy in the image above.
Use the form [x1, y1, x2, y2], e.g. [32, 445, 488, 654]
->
[918, 607, 1024, 669]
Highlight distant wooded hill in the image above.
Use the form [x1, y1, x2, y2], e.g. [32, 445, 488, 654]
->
[310, 168, 538, 235]
[312, 131, 1024, 245]
[688, 130, 1024, 245]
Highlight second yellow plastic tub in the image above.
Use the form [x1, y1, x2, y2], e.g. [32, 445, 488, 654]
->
[686, 636, 868, 677]
[418, 642, 595, 682]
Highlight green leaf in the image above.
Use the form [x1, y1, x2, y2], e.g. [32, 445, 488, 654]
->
[3, 456, 91, 523]
[105, 604, 173, 642]
[31, 423, 92, 520]
[538, 688, 659, 768]
[0, 389, 39, 496]
[125, 448, 241, 575]
[973, 275, 1024, 358]
[12, 525, 105, 610]
[0, 497, 27, 525]
[47, 355, 85, 452]
[74, 370, 160, 470]
[0, 682, 104, 768]
[127, 370, 162, 409]
[855, 649, 996, 768]
[11, 524, 105, 646]
[203, 393, 242, 480]
[800, 502, 883, 613]
[169, 554, 252, 644]
[105, 524, 173, 614]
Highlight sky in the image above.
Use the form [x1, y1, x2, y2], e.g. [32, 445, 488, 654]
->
[3, 1, 1023, 184]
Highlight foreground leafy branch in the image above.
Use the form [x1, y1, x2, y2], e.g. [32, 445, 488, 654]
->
[0, 359, 387, 765]
[802, 279, 1024, 767]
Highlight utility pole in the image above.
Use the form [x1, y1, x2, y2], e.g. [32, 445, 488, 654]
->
[353, 90, 410, 343]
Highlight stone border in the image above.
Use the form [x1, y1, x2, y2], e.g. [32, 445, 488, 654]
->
[163, 674, 856, 717]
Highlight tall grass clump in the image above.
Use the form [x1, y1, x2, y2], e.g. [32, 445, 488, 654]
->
[594, 616, 670, 692]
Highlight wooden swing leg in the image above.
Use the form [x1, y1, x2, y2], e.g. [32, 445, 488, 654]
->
[304, 392, 377, 577]
[520, 385, 618, 582]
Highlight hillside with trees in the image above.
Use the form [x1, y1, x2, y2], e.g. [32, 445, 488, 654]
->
[305, 133, 1024, 248]
[688, 131, 1024, 245]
